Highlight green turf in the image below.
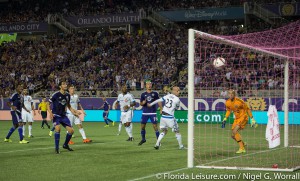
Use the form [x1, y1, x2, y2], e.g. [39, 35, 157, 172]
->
[0, 121, 299, 181]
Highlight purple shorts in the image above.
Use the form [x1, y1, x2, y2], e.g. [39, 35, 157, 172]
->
[141, 114, 157, 124]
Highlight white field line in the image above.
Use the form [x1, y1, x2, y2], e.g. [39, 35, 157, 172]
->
[129, 146, 288, 181]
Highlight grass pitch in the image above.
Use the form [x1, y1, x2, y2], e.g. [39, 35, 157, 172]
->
[0, 121, 299, 181]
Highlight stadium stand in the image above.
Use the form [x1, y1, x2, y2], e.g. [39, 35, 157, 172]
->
[0, 0, 298, 98]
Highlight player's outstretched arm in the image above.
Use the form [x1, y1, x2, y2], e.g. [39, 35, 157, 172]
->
[78, 103, 86, 116]
[31, 102, 36, 116]
[222, 103, 231, 128]
[99, 103, 104, 110]
[244, 103, 257, 128]
[47, 102, 53, 120]
[148, 98, 164, 107]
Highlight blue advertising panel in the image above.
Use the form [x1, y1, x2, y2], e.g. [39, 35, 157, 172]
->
[84, 110, 143, 123]
[158, 7, 244, 21]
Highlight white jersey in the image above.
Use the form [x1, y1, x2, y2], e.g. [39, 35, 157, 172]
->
[162, 94, 180, 116]
[117, 93, 135, 111]
[23, 95, 33, 111]
[67, 94, 80, 114]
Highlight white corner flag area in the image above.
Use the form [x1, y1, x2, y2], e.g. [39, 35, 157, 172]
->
[266, 105, 281, 149]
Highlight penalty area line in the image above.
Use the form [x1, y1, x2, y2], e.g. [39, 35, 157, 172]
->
[129, 147, 288, 180]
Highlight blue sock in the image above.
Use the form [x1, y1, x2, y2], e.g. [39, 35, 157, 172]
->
[141, 129, 146, 141]
[18, 127, 23, 141]
[155, 131, 160, 139]
[51, 127, 55, 131]
[6, 127, 15, 139]
[104, 119, 109, 125]
[54, 132, 60, 150]
[64, 133, 72, 146]
[107, 118, 113, 123]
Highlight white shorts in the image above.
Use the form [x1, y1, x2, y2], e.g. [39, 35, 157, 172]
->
[67, 113, 81, 125]
[22, 110, 34, 122]
[120, 110, 133, 124]
[159, 115, 179, 132]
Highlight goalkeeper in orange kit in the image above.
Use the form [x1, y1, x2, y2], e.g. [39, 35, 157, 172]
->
[222, 90, 257, 154]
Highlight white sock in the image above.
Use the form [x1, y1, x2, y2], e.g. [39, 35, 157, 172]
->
[79, 128, 87, 139]
[156, 132, 165, 146]
[118, 123, 122, 133]
[28, 125, 32, 136]
[176, 133, 183, 148]
[125, 126, 132, 138]
[23, 125, 26, 136]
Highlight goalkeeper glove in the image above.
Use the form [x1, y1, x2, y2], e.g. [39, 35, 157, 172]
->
[251, 118, 258, 128]
[221, 117, 227, 128]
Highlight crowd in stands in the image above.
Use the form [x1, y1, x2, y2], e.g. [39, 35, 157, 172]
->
[1, 1, 298, 98]
[0, 0, 274, 24]
[0, 27, 187, 97]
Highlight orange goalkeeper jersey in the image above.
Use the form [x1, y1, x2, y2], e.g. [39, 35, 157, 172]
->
[225, 97, 253, 119]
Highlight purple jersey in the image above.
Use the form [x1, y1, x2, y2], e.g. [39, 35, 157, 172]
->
[103, 101, 110, 111]
[9, 92, 23, 112]
[49, 91, 70, 117]
[140, 91, 159, 114]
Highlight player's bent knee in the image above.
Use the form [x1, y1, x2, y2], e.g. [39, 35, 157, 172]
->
[160, 128, 168, 132]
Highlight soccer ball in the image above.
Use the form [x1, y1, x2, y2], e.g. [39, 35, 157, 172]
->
[213, 57, 226, 69]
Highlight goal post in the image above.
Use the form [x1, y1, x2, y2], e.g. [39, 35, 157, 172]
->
[187, 22, 300, 171]
[187, 29, 195, 168]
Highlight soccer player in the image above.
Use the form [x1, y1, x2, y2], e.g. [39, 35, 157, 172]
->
[4, 85, 29, 144]
[100, 97, 114, 127]
[138, 81, 162, 146]
[38, 97, 51, 129]
[114, 85, 136, 141]
[22, 89, 36, 138]
[66, 85, 92, 143]
[47, 80, 81, 154]
[163, 85, 170, 95]
[221, 89, 257, 154]
[148, 86, 184, 150]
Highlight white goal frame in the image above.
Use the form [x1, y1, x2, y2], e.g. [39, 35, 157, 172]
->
[187, 29, 298, 172]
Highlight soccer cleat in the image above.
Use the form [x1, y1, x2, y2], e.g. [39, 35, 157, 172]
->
[49, 131, 53, 137]
[55, 149, 60, 154]
[138, 140, 146, 146]
[28, 135, 34, 138]
[104, 125, 110, 128]
[41, 126, 44, 129]
[68, 140, 75, 145]
[112, 121, 115, 126]
[117, 132, 120, 136]
[4, 138, 12, 142]
[83, 138, 92, 143]
[63, 144, 74, 151]
[19, 140, 29, 144]
[236, 148, 246, 154]
[47, 125, 51, 129]
[179, 146, 186, 150]
[126, 137, 134, 141]
[154, 145, 160, 150]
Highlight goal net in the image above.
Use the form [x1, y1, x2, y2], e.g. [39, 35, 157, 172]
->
[188, 20, 300, 171]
